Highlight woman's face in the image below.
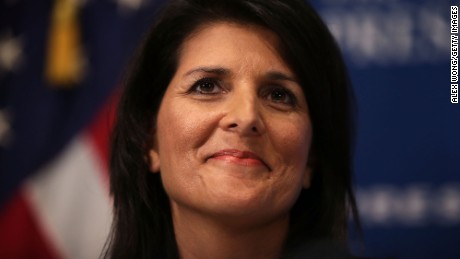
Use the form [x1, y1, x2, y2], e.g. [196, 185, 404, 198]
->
[150, 22, 313, 225]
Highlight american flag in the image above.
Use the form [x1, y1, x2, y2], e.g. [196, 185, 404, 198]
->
[0, 0, 162, 258]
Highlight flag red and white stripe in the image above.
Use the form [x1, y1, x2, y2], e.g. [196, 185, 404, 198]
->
[0, 102, 115, 259]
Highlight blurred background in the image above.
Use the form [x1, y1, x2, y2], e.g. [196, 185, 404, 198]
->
[0, 0, 458, 258]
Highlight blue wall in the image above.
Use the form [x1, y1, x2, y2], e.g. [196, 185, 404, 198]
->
[312, 0, 460, 258]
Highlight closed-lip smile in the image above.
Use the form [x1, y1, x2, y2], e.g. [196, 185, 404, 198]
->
[208, 149, 270, 169]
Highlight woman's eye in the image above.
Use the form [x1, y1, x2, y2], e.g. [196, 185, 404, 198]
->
[266, 87, 296, 106]
[190, 78, 221, 95]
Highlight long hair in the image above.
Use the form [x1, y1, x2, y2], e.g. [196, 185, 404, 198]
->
[104, 0, 360, 258]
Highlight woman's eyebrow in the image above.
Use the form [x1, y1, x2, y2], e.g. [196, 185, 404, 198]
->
[183, 66, 230, 77]
[265, 71, 298, 83]
[182, 67, 298, 83]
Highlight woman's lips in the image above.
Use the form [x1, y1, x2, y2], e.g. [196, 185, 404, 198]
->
[208, 149, 268, 168]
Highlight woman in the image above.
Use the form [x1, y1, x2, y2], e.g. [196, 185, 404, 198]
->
[105, 0, 360, 258]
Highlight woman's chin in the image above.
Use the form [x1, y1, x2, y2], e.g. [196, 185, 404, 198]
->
[198, 189, 287, 225]
[207, 178, 270, 209]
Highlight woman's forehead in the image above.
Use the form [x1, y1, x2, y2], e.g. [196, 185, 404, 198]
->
[176, 22, 293, 79]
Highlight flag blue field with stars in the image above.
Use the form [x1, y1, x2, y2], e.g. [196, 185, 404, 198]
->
[1, 0, 459, 258]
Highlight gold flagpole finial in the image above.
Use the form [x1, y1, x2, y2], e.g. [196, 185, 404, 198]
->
[45, 0, 84, 87]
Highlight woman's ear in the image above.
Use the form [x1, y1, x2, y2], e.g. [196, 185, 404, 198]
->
[149, 149, 161, 173]
[302, 150, 315, 189]
[302, 165, 312, 189]
[148, 129, 161, 173]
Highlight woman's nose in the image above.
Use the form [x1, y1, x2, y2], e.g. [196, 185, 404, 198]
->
[219, 90, 266, 136]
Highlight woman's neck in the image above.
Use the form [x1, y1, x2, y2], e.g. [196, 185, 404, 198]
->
[171, 203, 289, 259]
